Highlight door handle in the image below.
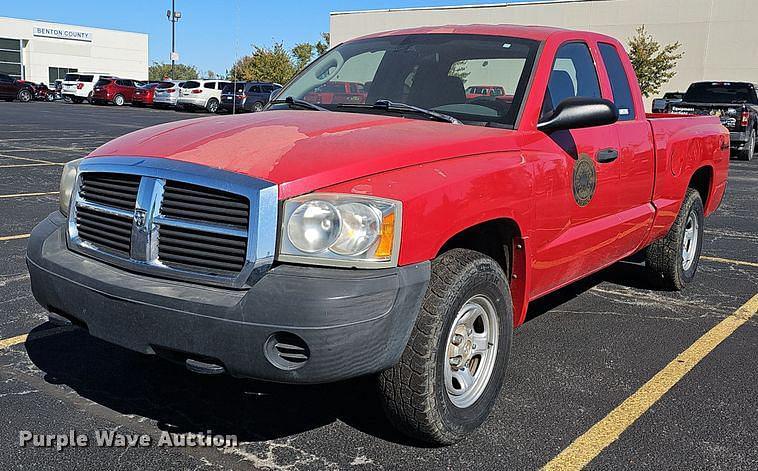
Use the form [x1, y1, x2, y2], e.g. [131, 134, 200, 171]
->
[596, 148, 619, 163]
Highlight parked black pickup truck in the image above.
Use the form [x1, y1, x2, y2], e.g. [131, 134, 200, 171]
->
[667, 81, 758, 161]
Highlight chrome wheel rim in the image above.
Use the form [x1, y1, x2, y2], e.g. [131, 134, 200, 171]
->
[115, 96, 124, 106]
[19, 90, 31, 102]
[444, 294, 499, 408]
[208, 101, 218, 112]
[682, 212, 699, 271]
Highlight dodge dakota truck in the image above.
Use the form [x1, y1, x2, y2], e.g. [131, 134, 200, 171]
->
[27, 25, 729, 445]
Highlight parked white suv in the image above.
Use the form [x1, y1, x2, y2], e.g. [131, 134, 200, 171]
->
[176, 80, 230, 113]
[153, 80, 184, 108]
[61, 73, 114, 104]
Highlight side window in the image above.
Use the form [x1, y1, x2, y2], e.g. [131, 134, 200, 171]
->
[599, 43, 635, 120]
[543, 42, 601, 116]
[251, 85, 261, 93]
[204, 82, 215, 89]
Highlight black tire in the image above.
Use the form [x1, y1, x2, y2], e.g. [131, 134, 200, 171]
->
[113, 94, 125, 106]
[87, 91, 94, 104]
[17, 89, 32, 102]
[46, 93, 55, 102]
[645, 188, 704, 290]
[736, 128, 755, 161]
[378, 248, 513, 445]
[253, 101, 264, 112]
[206, 98, 219, 113]
[72, 97, 84, 104]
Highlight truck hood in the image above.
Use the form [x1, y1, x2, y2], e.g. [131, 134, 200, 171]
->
[89, 110, 522, 198]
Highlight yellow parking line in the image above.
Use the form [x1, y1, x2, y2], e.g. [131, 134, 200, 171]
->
[543, 293, 758, 471]
[0, 163, 58, 169]
[701, 256, 758, 268]
[0, 191, 58, 199]
[0, 154, 65, 166]
[0, 234, 30, 241]
[0, 334, 28, 350]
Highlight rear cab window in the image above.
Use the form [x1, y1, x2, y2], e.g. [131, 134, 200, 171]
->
[599, 42, 636, 120]
[542, 42, 601, 118]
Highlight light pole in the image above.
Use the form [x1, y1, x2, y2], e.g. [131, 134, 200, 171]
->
[166, 1, 181, 79]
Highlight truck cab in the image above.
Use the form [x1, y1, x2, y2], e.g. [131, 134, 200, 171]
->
[27, 25, 729, 446]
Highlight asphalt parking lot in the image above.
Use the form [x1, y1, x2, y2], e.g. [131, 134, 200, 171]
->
[0, 101, 756, 470]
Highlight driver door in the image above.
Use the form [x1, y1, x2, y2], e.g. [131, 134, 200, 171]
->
[530, 41, 623, 298]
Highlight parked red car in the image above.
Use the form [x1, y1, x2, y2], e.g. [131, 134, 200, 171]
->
[304, 81, 368, 105]
[29, 25, 729, 446]
[132, 83, 160, 107]
[91, 78, 144, 106]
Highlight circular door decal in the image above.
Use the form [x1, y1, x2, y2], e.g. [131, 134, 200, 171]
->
[572, 154, 597, 207]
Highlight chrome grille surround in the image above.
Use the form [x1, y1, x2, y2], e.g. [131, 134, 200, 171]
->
[67, 156, 279, 288]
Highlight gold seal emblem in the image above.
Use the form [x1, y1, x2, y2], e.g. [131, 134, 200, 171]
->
[572, 154, 597, 207]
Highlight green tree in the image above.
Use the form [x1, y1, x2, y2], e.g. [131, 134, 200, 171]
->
[229, 42, 297, 84]
[292, 43, 315, 71]
[148, 61, 200, 81]
[627, 25, 684, 97]
[315, 32, 330, 56]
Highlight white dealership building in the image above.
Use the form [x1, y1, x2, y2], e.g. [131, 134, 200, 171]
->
[330, 0, 758, 106]
[0, 16, 148, 85]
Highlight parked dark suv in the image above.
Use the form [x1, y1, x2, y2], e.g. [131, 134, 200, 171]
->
[0, 74, 35, 102]
[91, 78, 144, 106]
[220, 81, 281, 112]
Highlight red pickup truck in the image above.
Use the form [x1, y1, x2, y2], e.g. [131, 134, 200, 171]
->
[27, 25, 729, 445]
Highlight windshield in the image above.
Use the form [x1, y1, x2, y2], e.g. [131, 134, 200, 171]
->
[684, 83, 758, 104]
[274, 34, 540, 127]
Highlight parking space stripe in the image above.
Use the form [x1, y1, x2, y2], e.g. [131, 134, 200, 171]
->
[0, 334, 28, 350]
[0, 191, 58, 199]
[0, 154, 66, 166]
[0, 234, 30, 241]
[0, 163, 59, 169]
[701, 256, 758, 268]
[543, 293, 758, 471]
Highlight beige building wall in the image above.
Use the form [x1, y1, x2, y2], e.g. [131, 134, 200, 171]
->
[0, 16, 148, 83]
[330, 0, 758, 107]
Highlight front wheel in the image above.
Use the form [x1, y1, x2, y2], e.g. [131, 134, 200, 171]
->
[17, 89, 32, 102]
[378, 248, 512, 445]
[736, 129, 755, 161]
[646, 188, 704, 290]
[206, 98, 219, 113]
[46, 93, 55, 102]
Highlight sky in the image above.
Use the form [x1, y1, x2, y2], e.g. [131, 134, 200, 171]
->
[1, 0, 532, 76]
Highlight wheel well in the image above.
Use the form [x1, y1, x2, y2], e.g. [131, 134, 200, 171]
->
[438, 219, 518, 277]
[689, 166, 713, 208]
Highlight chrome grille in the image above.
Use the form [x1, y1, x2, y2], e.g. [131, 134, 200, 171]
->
[75, 205, 133, 257]
[158, 181, 250, 275]
[75, 173, 140, 255]
[67, 158, 278, 288]
[79, 173, 140, 210]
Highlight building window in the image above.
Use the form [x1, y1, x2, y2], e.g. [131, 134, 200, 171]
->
[0, 37, 22, 79]
[49, 67, 78, 85]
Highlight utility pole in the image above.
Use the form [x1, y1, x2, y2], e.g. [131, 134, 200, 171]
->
[166, 1, 181, 79]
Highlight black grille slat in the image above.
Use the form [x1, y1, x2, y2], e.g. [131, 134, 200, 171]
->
[158, 251, 245, 272]
[160, 191, 248, 210]
[161, 181, 250, 230]
[158, 226, 247, 248]
[160, 207, 248, 227]
[76, 216, 132, 237]
[80, 173, 140, 211]
[159, 237, 246, 256]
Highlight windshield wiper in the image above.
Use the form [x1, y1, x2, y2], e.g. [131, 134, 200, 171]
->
[338, 100, 461, 124]
[270, 96, 329, 112]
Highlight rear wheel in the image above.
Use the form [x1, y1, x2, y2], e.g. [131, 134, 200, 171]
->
[736, 128, 755, 161]
[113, 94, 125, 106]
[378, 248, 512, 445]
[17, 89, 32, 102]
[645, 188, 704, 290]
[87, 91, 94, 103]
[253, 101, 264, 112]
[46, 93, 55, 102]
[206, 98, 219, 113]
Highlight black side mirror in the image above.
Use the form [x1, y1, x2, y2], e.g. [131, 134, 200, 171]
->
[538, 97, 619, 133]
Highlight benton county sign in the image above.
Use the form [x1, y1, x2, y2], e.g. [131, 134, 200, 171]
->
[33, 27, 93, 42]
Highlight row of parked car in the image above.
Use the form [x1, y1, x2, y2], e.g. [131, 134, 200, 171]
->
[58, 73, 282, 113]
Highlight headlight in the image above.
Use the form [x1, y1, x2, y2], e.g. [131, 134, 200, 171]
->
[59, 158, 83, 216]
[278, 194, 401, 268]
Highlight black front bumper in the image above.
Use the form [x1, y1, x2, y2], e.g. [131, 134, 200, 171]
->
[26, 212, 430, 384]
